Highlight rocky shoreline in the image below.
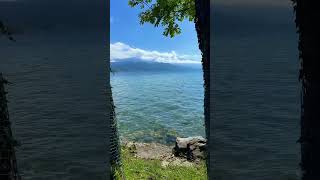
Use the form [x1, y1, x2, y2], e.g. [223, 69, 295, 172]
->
[121, 136, 207, 168]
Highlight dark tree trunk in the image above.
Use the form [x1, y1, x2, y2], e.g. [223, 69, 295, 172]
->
[292, 1, 320, 179]
[1, 21, 19, 180]
[0, 74, 20, 180]
[194, 0, 210, 176]
[109, 70, 125, 179]
[110, 92, 124, 180]
[109, 84, 125, 180]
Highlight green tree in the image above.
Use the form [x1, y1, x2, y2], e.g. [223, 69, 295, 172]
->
[291, 1, 320, 179]
[128, 0, 210, 178]
[128, 0, 196, 38]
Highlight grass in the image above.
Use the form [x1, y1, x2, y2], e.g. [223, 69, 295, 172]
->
[115, 146, 207, 180]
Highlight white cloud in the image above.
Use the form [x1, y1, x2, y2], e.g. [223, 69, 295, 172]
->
[110, 42, 201, 64]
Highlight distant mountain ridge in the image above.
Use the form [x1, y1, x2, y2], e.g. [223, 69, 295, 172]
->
[111, 58, 201, 72]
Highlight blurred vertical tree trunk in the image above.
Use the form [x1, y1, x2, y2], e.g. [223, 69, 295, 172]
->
[292, 1, 320, 179]
[1, 21, 20, 180]
[194, 0, 210, 176]
[110, 90, 124, 180]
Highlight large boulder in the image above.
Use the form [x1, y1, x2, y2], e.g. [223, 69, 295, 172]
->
[172, 136, 207, 161]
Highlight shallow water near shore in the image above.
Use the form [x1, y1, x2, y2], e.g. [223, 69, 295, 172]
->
[111, 70, 206, 144]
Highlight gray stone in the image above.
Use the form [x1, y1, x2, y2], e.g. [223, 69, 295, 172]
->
[173, 136, 207, 161]
[125, 142, 137, 154]
[171, 159, 182, 166]
[161, 161, 170, 168]
[181, 161, 194, 167]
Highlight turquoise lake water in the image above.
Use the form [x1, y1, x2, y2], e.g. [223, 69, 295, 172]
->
[111, 70, 205, 144]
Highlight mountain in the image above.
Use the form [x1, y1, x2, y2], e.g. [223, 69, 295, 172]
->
[110, 59, 201, 72]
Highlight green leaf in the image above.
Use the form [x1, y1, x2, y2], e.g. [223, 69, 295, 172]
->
[128, 0, 195, 38]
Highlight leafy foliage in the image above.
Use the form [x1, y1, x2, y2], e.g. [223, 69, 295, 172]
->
[128, 0, 195, 38]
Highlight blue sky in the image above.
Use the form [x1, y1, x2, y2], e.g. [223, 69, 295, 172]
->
[110, 0, 201, 64]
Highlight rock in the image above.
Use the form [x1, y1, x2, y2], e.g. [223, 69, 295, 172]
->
[173, 136, 207, 161]
[125, 142, 137, 154]
[121, 140, 204, 168]
[171, 158, 183, 166]
[161, 161, 170, 168]
[130, 142, 173, 160]
[181, 161, 194, 167]
[167, 158, 195, 167]
[124, 141, 170, 159]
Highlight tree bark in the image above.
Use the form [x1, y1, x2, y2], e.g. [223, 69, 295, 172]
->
[292, 1, 320, 179]
[109, 87, 125, 179]
[0, 74, 20, 180]
[195, 0, 210, 176]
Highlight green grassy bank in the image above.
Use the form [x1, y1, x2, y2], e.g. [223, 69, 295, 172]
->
[115, 147, 207, 180]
